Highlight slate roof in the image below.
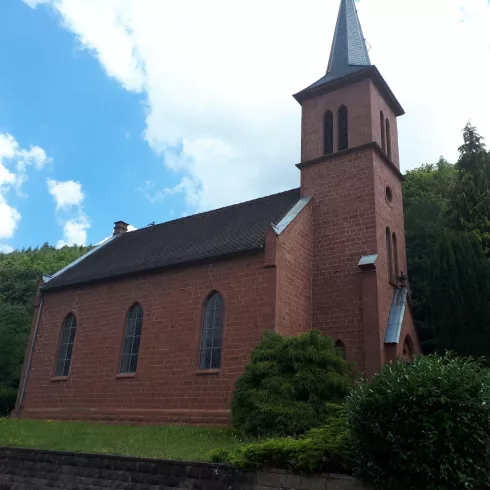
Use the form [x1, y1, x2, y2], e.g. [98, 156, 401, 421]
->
[43, 188, 301, 291]
[297, 0, 372, 93]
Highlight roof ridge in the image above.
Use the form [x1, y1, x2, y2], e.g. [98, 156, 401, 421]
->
[125, 187, 300, 236]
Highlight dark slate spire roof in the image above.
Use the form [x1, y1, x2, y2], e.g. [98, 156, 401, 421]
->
[301, 0, 372, 91]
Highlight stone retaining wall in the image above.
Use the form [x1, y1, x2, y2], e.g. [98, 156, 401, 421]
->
[0, 447, 368, 489]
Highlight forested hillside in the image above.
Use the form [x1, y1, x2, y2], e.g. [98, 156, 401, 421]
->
[404, 123, 490, 355]
[1, 123, 490, 390]
[0, 245, 90, 388]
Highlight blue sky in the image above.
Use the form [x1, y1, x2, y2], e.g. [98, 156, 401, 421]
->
[0, 0, 489, 252]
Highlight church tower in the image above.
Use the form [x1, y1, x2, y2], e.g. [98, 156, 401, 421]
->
[294, 0, 420, 376]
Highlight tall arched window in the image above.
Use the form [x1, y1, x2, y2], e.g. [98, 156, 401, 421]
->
[324, 110, 334, 155]
[335, 340, 346, 360]
[402, 335, 414, 363]
[55, 313, 77, 377]
[338, 105, 348, 151]
[392, 232, 399, 282]
[386, 227, 394, 282]
[120, 303, 143, 373]
[199, 291, 224, 370]
[386, 119, 392, 160]
[380, 111, 386, 152]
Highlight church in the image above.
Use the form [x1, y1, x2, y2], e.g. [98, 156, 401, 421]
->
[15, 0, 420, 424]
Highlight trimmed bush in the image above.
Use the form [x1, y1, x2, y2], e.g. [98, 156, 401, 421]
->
[231, 330, 354, 437]
[346, 355, 490, 490]
[0, 387, 17, 416]
[210, 412, 351, 473]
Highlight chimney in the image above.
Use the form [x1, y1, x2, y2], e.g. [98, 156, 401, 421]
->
[113, 221, 129, 236]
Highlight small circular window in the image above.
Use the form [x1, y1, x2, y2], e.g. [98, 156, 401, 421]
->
[385, 186, 393, 204]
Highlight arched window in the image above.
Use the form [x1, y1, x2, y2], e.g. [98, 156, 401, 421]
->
[386, 119, 392, 160]
[402, 336, 414, 363]
[338, 105, 348, 151]
[380, 111, 386, 152]
[335, 340, 346, 360]
[120, 303, 143, 373]
[386, 227, 394, 282]
[199, 291, 224, 370]
[323, 110, 334, 155]
[55, 313, 77, 377]
[392, 232, 399, 283]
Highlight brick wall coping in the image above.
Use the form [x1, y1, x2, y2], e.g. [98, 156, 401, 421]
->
[0, 446, 370, 489]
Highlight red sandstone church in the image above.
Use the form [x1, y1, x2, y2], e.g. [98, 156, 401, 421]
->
[16, 0, 420, 423]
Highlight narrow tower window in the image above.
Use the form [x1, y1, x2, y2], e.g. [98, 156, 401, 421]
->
[323, 110, 334, 155]
[392, 232, 399, 282]
[55, 313, 77, 377]
[338, 105, 348, 151]
[199, 291, 224, 370]
[386, 227, 394, 282]
[380, 111, 386, 152]
[120, 303, 144, 373]
[386, 119, 392, 160]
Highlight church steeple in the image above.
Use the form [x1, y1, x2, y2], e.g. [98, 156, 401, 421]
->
[326, 0, 371, 82]
[293, 0, 403, 117]
[301, 0, 372, 92]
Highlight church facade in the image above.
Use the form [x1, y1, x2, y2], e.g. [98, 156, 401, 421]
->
[15, 0, 420, 424]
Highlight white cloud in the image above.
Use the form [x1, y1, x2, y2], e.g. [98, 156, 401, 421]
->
[0, 244, 14, 254]
[56, 217, 90, 248]
[23, 0, 51, 6]
[46, 178, 90, 247]
[0, 132, 49, 244]
[46, 178, 84, 210]
[24, 0, 490, 213]
[0, 198, 21, 240]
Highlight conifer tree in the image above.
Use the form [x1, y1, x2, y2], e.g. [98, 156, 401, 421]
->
[431, 232, 490, 359]
[449, 123, 490, 255]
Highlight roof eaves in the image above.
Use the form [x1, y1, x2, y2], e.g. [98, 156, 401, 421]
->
[293, 65, 404, 117]
[42, 245, 264, 292]
[41, 235, 119, 289]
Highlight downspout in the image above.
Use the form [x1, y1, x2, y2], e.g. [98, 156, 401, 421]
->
[17, 294, 44, 414]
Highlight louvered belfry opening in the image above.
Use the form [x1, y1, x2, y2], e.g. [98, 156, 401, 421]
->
[338, 105, 348, 151]
[324, 110, 334, 155]
[120, 303, 144, 373]
[386, 119, 392, 160]
[380, 111, 386, 152]
[55, 313, 77, 377]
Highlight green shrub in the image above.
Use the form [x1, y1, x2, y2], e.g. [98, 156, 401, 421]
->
[210, 412, 351, 473]
[231, 330, 354, 437]
[0, 387, 17, 416]
[346, 355, 490, 490]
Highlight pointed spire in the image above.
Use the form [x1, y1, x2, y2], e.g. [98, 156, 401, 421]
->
[326, 0, 371, 80]
[297, 0, 372, 94]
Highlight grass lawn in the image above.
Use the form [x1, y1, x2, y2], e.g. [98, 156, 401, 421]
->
[0, 418, 252, 462]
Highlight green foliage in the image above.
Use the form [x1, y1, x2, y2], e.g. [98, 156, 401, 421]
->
[0, 419, 249, 461]
[0, 304, 32, 388]
[403, 158, 455, 353]
[449, 123, 490, 255]
[231, 330, 354, 437]
[430, 232, 490, 359]
[0, 387, 17, 416]
[210, 412, 351, 474]
[0, 243, 90, 388]
[346, 355, 490, 490]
